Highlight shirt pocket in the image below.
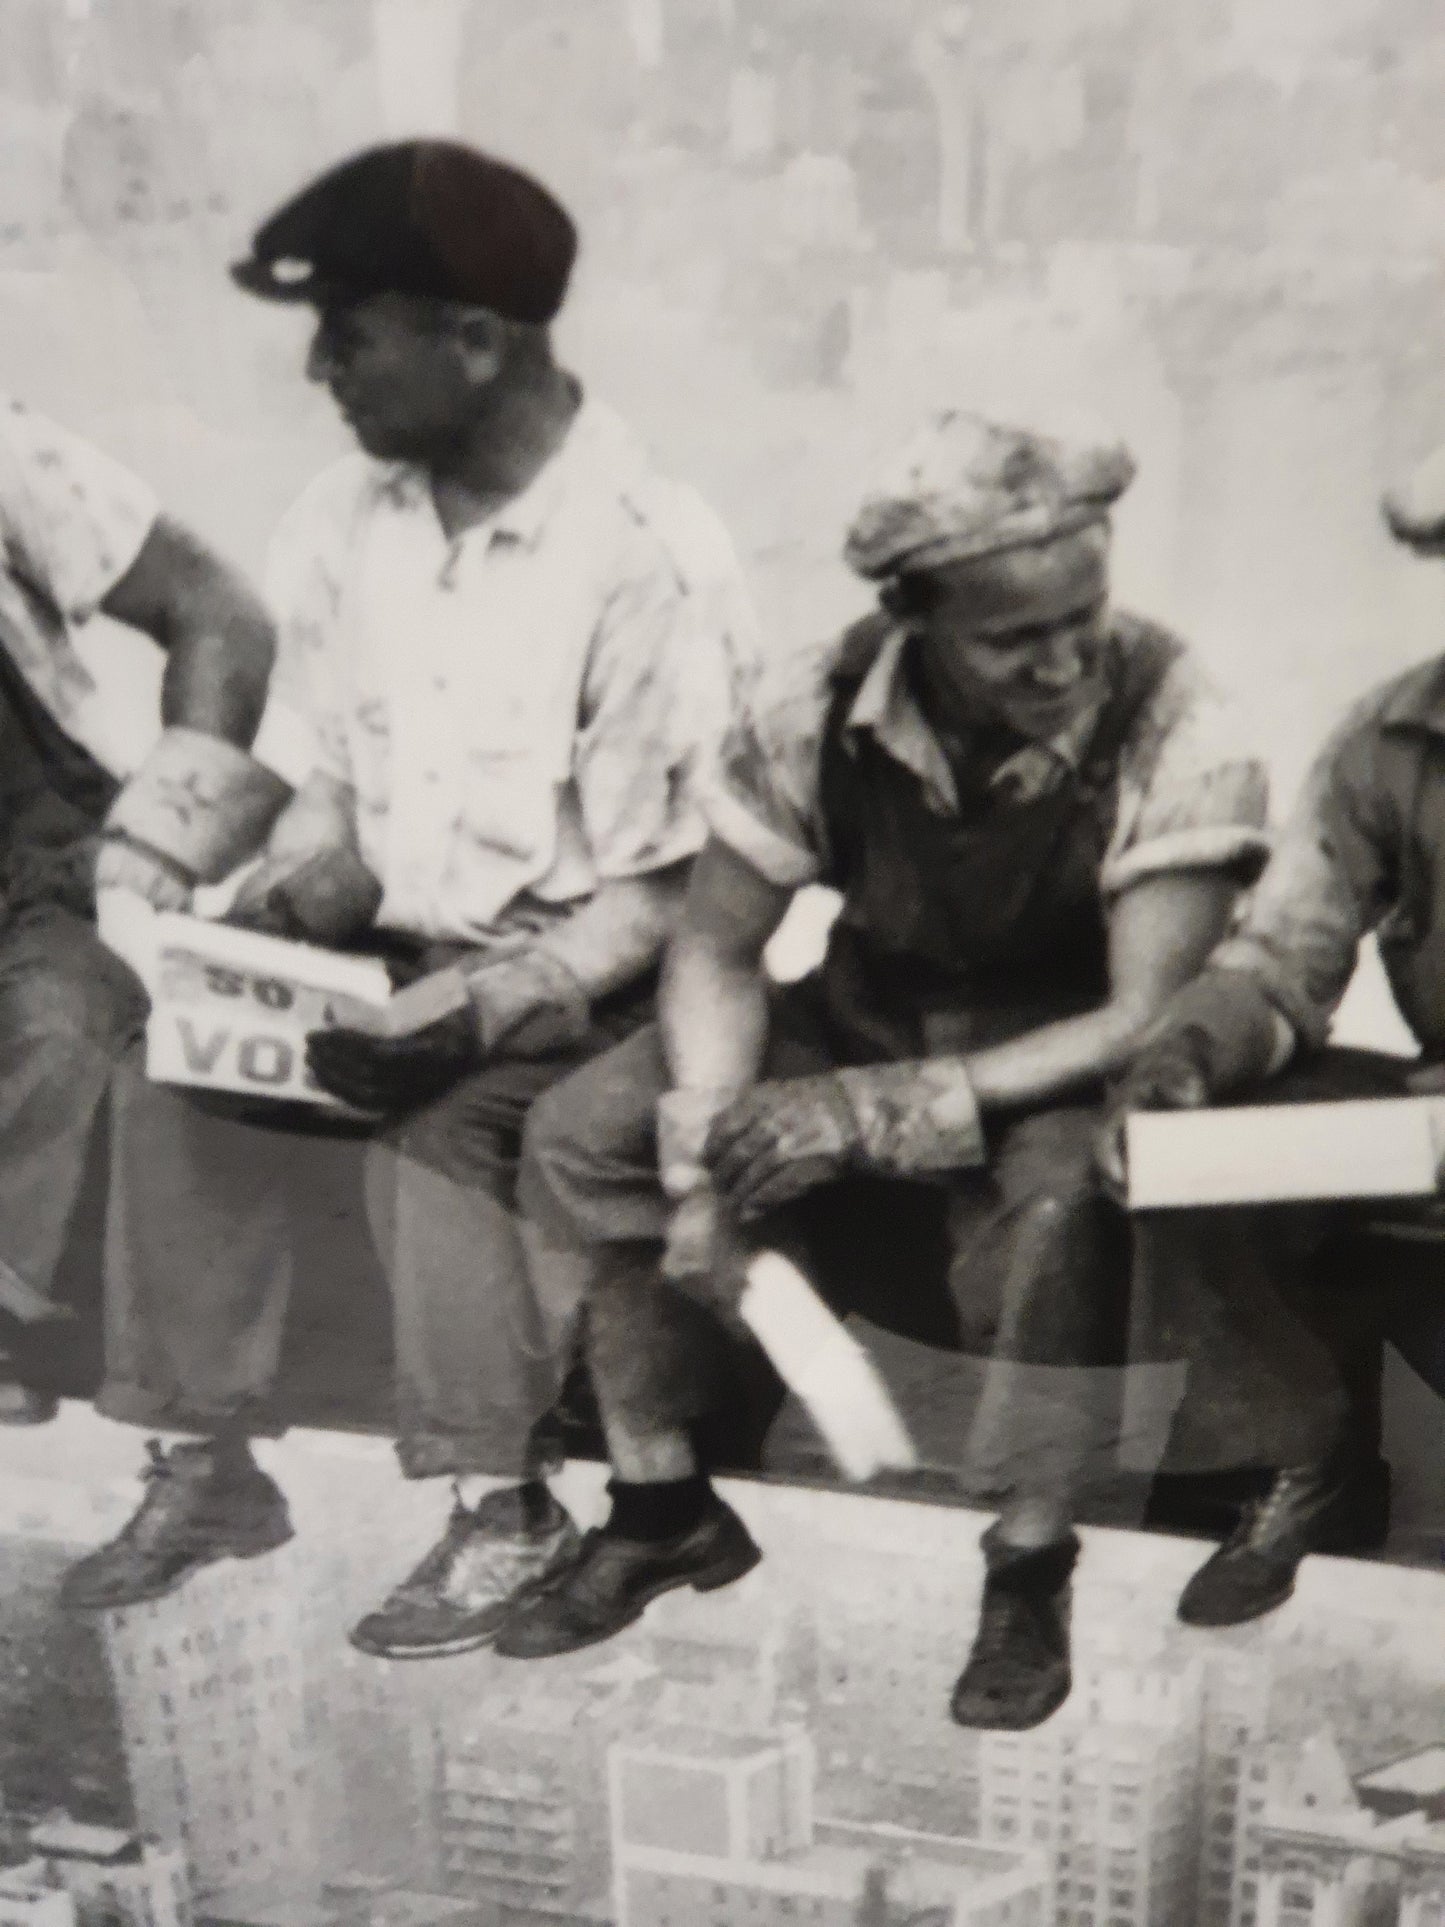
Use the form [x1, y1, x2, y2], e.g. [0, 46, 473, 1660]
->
[453, 743, 559, 865]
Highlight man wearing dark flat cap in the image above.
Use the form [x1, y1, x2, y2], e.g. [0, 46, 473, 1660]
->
[1097, 444, 1445, 1624]
[61, 142, 757, 1655]
[502, 412, 1271, 1729]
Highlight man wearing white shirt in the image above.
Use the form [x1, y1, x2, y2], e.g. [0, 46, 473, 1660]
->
[61, 142, 753, 1657]
[0, 399, 279, 1423]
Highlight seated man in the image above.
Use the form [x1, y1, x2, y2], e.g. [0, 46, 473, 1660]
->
[508, 413, 1270, 1730]
[59, 142, 753, 1659]
[1100, 444, 1445, 1623]
[0, 399, 279, 1422]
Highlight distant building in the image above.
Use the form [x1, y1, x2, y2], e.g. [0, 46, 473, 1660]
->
[439, 1667, 659, 1924]
[1193, 1653, 1278, 1927]
[102, 1557, 318, 1898]
[0, 1871, 76, 1927]
[1248, 1733, 1445, 1927]
[608, 1722, 1045, 1927]
[200, 1878, 487, 1927]
[20, 1818, 190, 1927]
[976, 1652, 1205, 1927]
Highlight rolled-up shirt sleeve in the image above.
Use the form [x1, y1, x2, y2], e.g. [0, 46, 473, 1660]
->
[1209, 710, 1397, 1047]
[1102, 651, 1271, 898]
[574, 522, 730, 881]
[0, 399, 157, 620]
[700, 646, 833, 888]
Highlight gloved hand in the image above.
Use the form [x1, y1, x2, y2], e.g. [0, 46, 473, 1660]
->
[305, 1004, 483, 1114]
[1095, 969, 1291, 1199]
[1096, 1045, 1211, 1199]
[704, 1073, 863, 1220]
[93, 832, 194, 912]
[228, 846, 383, 946]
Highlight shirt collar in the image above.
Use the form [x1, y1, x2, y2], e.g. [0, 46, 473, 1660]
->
[843, 622, 1109, 809]
[1379, 653, 1445, 739]
[377, 391, 601, 553]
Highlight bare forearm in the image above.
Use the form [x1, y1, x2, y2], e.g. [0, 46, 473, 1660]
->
[540, 865, 691, 1001]
[102, 516, 275, 745]
[660, 929, 771, 1094]
[964, 997, 1157, 1115]
[159, 610, 274, 745]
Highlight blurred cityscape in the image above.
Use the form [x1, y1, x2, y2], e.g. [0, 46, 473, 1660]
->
[1, 1422, 1444, 1927]
[1, 1, 1445, 784]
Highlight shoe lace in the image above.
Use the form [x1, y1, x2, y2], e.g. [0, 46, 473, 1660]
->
[969, 1587, 1052, 1682]
[392, 1485, 478, 1591]
[1232, 1465, 1322, 1553]
[106, 1440, 182, 1550]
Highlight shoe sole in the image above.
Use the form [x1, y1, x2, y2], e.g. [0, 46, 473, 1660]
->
[345, 1532, 586, 1663]
[1177, 1572, 1297, 1629]
[61, 1520, 295, 1614]
[950, 1670, 1072, 1732]
[496, 1536, 763, 1660]
[347, 1621, 506, 1662]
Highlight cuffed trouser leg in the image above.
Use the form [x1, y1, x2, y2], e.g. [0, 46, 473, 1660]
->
[0, 908, 146, 1323]
[99, 1051, 298, 1431]
[520, 1025, 736, 1445]
[377, 1015, 653, 1482]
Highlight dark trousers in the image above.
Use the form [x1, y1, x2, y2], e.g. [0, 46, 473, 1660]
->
[99, 991, 651, 1480]
[1134, 1047, 1445, 1471]
[0, 907, 147, 1329]
[519, 994, 1135, 1500]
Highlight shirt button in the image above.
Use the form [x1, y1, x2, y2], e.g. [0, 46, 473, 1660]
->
[433, 676, 447, 693]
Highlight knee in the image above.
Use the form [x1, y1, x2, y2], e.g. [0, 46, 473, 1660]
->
[391, 1085, 511, 1195]
[996, 1107, 1106, 1209]
[517, 1081, 602, 1238]
[0, 942, 143, 1056]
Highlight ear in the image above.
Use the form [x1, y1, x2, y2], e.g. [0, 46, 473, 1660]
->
[451, 309, 508, 385]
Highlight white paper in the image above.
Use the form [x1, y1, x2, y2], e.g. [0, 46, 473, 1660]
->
[142, 913, 391, 1111]
[1126, 1098, 1445, 1210]
[739, 1251, 917, 1483]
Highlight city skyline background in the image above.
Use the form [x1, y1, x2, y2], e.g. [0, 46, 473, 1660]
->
[1, 0, 1444, 794]
[2, 1414, 1444, 1927]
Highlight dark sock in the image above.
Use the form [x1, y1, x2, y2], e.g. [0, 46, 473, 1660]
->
[606, 1475, 714, 1543]
[517, 1478, 555, 1529]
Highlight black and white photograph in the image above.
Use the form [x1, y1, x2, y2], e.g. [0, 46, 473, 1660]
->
[0, 5, 1444, 1926]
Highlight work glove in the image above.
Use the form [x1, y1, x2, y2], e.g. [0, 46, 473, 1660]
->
[705, 1057, 990, 1220]
[305, 948, 591, 1116]
[227, 773, 382, 947]
[101, 726, 288, 909]
[1095, 968, 1288, 1198]
[228, 845, 383, 946]
[306, 1002, 483, 1114]
[704, 1073, 865, 1220]
[93, 831, 195, 912]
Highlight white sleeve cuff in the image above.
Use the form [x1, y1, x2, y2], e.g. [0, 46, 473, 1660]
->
[250, 697, 320, 791]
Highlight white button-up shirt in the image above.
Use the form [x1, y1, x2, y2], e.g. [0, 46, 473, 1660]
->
[256, 399, 754, 944]
[0, 397, 162, 778]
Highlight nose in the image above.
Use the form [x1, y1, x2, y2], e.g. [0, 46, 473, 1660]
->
[1029, 631, 1087, 692]
[305, 321, 341, 387]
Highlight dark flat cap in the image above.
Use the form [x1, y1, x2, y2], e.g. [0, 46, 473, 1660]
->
[230, 141, 577, 324]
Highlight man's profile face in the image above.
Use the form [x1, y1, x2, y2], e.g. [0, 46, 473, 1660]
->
[900, 567, 1109, 740]
[305, 292, 486, 462]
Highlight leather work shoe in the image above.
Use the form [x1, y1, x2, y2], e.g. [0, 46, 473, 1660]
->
[348, 1485, 580, 1660]
[60, 1439, 293, 1612]
[492, 1498, 762, 1659]
[1177, 1454, 1369, 1628]
[950, 1527, 1080, 1732]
